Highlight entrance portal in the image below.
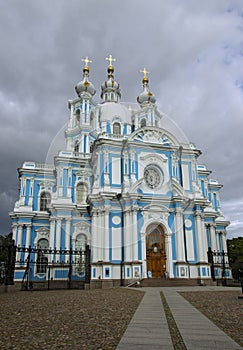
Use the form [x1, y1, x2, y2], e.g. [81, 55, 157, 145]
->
[146, 224, 166, 278]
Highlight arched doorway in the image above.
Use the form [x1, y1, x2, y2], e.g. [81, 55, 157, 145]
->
[146, 224, 166, 278]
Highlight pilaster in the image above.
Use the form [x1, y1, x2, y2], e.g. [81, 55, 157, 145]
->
[175, 208, 185, 262]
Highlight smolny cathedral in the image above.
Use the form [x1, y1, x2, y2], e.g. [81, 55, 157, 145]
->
[10, 55, 231, 287]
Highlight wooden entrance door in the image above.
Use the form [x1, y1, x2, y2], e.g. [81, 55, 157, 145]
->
[146, 224, 166, 278]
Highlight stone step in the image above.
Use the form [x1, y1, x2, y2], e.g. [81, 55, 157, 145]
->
[139, 278, 215, 287]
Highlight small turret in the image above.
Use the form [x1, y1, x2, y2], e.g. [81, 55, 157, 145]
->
[137, 67, 156, 107]
[101, 54, 121, 102]
[75, 56, 96, 98]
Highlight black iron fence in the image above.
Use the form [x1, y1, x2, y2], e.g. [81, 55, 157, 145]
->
[0, 240, 91, 290]
[207, 247, 230, 284]
[0, 240, 16, 286]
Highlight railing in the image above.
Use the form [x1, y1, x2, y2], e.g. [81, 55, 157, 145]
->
[207, 247, 230, 284]
[23, 162, 55, 170]
[58, 151, 91, 159]
[99, 132, 125, 140]
[1, 242, 91, 290]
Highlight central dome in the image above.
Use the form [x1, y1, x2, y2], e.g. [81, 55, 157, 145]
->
[99, 102, 131, 124]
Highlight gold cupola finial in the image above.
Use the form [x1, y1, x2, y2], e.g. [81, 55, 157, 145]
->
[82, 56, 92, 73]
[140, 67, 150, 84]
[106, 54, 116, 67]
[106, 54, 116, 77]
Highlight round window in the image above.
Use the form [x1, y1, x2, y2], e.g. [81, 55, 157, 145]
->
[144, 165, 163, 189]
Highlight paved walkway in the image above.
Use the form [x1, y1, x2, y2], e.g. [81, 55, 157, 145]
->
[116, 286, 242, 350]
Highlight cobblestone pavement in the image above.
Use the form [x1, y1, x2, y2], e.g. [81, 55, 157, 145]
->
[0, 287, 242, 349]
[180, 291, 243, 347]
[0, 288, 144, 350]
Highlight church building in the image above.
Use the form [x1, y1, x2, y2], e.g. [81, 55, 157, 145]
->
[10, 55, 231, 287]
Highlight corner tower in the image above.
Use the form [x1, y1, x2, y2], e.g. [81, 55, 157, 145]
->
[132, 67, 161, 129]
[66, 57, 98, 154]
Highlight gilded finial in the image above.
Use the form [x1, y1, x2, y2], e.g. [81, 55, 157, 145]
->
[140, 67, 150, 78]
[140, 67, 150, 84]
[106, 54, 116, 67]
[82, 56, 92, 72]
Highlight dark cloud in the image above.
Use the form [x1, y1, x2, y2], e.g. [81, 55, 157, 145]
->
[0, 0, 242, 237]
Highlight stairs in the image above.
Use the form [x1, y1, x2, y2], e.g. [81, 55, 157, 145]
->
[138, 278, 212, 287]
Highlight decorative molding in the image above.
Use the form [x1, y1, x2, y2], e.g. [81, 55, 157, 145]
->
[129, 127, 175, 145]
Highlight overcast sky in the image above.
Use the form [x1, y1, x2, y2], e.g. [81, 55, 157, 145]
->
[0, 0, 242, 239]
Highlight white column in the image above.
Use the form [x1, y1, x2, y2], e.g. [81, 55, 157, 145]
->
[67, 168, 72, 199]
[17, 224, 23, 247]
[195, 211, 204, 262]
[209, 224, 217, 251]
[124, 210, 128, 262]
[132, 207, 138, 261]
[104, 207, 110, 261]
[200, 215, 208, 262]
[215, 232, 219, 251]
[58, 168, 63, 197]
[166, 234, 174, 278]
[92, 210, 98, 262]
[65, 219, 71, 263]
[12, 223, 18, 244]
[65, 219, 71, 250]
[49, 218, 55, 263]
[17, 224, 23, 262]
[222, 232, 227, 252]
[175, 209, 185, 262]
[222, 232, 228, 264]
[25, 224, 32, 248]
[125, 210, 132, 261]
[141, 234, 147, 278]
[97, 210, 103, 261]
[56, 219, 62, 262]
[24, 224, 32, 262]
[28, 178, 34, 207]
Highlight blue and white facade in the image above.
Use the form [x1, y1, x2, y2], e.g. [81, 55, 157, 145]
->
[10, 57, 230, 285]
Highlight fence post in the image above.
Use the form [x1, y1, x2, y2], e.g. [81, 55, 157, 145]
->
[222, 250, 226, 286]
[85, 245, 91, 284]
[68, 247, 72, 289]
[207, 247, 215, 281]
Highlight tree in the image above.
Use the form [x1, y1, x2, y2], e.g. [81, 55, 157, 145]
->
[227, 237, 243, 280]
[0, 233, 13, 284]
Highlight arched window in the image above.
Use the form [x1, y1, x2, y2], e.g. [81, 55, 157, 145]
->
[76, 109, 80, 125]
[75, 234, 87, 251]
[37, 238, 49, 273]
[74, 234, 87, 276]
[40, 192, 51, 211]
[74, 140, 79, 153]
[113, 122, 121, 135]
[141, 118, 146, 127]
[76, 182, 88, 204]
[90, 112, 95, 129]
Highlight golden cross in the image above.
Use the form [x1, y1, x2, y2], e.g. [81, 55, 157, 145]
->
[106, 54, 116, 66]
[82, 56, 92, 66]
[140, 67, 150, 78]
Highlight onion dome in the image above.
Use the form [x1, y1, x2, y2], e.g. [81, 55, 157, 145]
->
[75, 57, 96, 97]
[137, 67, 156, 107]
[99, 102, 131, 124]
[101, 54, 121, 102]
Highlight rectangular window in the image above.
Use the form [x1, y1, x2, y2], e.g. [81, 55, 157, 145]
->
[127, 267, 130, 278]
[93, 268, 96, 278]
[105, 268, 110, 278]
